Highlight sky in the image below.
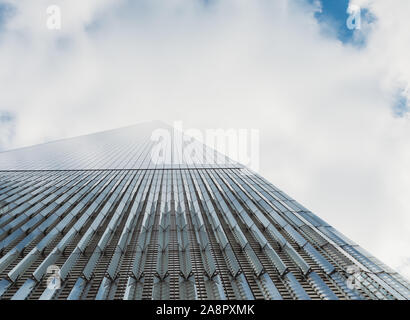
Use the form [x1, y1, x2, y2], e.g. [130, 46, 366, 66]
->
[0, 0, 409, 279]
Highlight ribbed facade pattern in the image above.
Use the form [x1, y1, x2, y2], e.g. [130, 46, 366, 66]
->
[0, 123, 409, 300]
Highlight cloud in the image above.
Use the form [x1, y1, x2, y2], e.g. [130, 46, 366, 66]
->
[0, 0, 409, 279]
[0, 110, 15, 150]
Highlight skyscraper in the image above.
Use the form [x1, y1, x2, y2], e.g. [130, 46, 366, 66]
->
[0, 122, 408, 300]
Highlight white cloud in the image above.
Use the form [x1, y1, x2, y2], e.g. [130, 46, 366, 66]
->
[0, 0, 409, 279]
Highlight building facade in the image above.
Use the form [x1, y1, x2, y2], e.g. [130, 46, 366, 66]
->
[0, 122, 409, 300]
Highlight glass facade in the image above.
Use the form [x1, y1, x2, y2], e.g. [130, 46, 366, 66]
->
[0, 122, 409, 300]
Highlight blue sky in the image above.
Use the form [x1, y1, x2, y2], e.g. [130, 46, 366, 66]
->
[308, 0, 374, 46]
[309, 0, 407, 117]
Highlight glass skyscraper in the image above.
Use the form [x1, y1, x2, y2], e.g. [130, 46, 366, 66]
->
[0, 122, 409, 300]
